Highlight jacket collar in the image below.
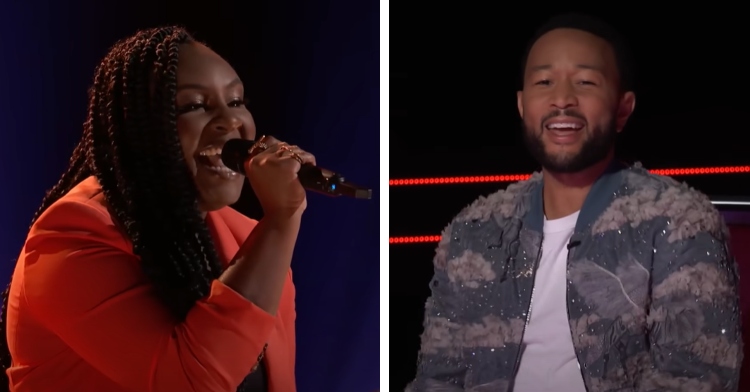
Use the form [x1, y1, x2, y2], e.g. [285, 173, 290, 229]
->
[522, 159, 627, 234]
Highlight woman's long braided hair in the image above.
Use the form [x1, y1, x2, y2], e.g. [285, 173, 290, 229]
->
[0, 26, 258, 392]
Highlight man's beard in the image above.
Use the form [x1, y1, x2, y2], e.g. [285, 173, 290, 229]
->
[523, 117, 617, 174]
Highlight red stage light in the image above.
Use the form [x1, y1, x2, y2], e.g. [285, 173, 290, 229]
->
[389, 166, 750, 186]
[389, 165, 750, 245]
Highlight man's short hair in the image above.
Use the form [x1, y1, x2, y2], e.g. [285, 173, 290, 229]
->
[519, 13, 635, 93]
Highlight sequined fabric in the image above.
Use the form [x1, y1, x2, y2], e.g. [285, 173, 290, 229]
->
[406, 162, 743, 392]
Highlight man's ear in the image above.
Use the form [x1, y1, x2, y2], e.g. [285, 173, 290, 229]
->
[616, 91, 636, 133]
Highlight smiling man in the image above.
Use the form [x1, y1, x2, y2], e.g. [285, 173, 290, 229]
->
[406, 13, 742, 392]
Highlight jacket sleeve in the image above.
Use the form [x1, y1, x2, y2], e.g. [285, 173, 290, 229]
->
[406, 222, 468, 392]
[22, 199, 277, 392]
[641, 219, 743, 391]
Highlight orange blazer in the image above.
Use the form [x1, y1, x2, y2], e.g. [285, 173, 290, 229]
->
[6, 177, 296, 392]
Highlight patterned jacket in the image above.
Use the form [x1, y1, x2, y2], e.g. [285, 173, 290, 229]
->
[407, 162, 743, 392]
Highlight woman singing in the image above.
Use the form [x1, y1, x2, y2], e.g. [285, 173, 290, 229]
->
[0, 26, 311, 392]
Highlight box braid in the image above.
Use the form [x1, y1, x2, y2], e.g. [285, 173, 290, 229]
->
[0, 26, 260, 392]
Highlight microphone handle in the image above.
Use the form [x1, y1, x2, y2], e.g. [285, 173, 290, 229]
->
[298, 165, 372, 199]
[219, 138, 372, 199]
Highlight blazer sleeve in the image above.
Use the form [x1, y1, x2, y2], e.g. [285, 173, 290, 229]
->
[285, 269, 297, 372]
[22, 199, 277, 392]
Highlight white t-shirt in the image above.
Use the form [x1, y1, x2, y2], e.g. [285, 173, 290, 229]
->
[513, 211, 586, 392]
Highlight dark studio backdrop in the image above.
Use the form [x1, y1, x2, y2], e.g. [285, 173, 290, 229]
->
[390, 5, 750, 391]
[0, 1, 380, 391]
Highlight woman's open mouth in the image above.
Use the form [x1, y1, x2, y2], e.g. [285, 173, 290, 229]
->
[196, 146, 240, 180]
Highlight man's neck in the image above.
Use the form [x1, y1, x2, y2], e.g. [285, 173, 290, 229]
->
[542, 155, 613, 220]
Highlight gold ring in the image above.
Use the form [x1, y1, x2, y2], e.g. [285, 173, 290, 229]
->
[280, 145, 303, 165]
[250, 136, 269, 155]
[290, 152, 303, 165]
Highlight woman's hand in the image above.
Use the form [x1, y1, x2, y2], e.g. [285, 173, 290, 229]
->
[244, 135, 316, 218]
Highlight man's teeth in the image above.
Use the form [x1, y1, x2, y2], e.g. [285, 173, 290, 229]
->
[199, 147, 222, 156]
[547, 123, 583, 130]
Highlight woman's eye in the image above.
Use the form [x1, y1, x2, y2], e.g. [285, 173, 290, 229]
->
[177, 103, 206, 114]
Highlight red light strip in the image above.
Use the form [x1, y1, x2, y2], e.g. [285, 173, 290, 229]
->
[389, 166, 750, 186]
[390, 166, 750, 245]
[389, 235, 441, 244]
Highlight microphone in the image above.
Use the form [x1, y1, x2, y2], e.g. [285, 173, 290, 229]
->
[221, 139, 372, 200]
[566, 240, 581, 250]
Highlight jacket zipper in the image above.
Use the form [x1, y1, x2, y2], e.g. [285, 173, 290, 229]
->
[510, 237, 544, 389]
[566, 240, 589, 392]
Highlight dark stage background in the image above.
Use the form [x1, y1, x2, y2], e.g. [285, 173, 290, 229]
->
[0, 1, 380, 391]
[390, 6, 750, 391]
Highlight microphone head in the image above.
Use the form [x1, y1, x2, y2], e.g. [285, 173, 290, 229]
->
[220, 139, 255, 175]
